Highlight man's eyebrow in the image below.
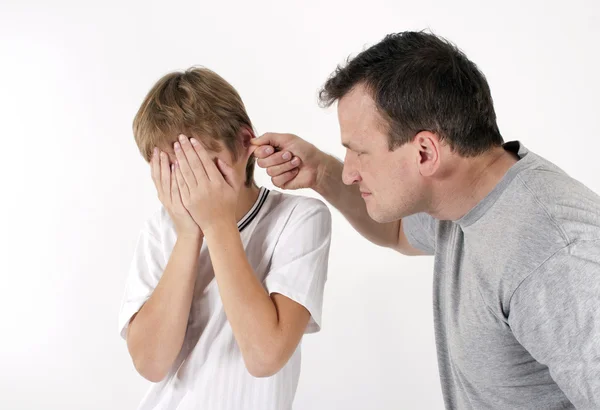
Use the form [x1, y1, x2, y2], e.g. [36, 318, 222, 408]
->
[342, 142, 365, 152]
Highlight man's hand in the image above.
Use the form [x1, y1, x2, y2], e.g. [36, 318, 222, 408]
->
[151, 147, 201, 239]
[173, 134, 241, 237]
[251, 132, 327, 190]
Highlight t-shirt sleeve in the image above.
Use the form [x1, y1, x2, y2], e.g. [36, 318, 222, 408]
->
[401, 212, 437, 255]
[264, 198, 332, 334]
[508, 241, 600, 409]
[117, 221, 165, 340]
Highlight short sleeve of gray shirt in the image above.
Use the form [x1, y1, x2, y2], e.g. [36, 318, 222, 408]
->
[508, 239, 600, 408]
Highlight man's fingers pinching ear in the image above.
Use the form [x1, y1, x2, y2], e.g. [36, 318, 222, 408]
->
[253, 145, 276, 159]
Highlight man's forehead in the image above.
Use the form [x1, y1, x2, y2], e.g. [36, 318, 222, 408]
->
[339, 87, 386, 129]
[341, 82, 381, 109]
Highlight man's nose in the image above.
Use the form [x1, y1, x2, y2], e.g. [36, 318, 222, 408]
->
[342, 157, 361, 186]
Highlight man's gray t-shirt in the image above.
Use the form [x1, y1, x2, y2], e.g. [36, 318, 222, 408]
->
[403, 141, 600, 409]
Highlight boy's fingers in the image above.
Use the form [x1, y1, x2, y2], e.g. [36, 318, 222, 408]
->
[159, 152, 171, 198]
[216, 158, 238, 188]
[178, 135, 206, 178]
[190, 137, 220, 182]
[170, 164, 180, 202]
[174, 142, 198, 187]
[174, 162, 190, 200]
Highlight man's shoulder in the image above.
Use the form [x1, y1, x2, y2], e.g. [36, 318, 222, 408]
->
[461, 158, 600, 314]
[515, 148, 598, 203]
[512, 163, 600, 243]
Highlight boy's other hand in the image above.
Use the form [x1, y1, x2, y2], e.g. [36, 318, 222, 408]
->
[151, 147, 202, 240]
[173, 134, 241, 237]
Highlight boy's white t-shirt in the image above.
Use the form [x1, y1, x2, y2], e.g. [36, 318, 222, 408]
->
[118, 188, 332, 410]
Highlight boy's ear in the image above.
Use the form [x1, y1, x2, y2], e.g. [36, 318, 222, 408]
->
[239, 127, 257, 157]
[239, 127, 255, 147]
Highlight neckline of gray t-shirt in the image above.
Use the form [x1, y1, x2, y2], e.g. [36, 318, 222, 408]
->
[455, 141, 540, 229]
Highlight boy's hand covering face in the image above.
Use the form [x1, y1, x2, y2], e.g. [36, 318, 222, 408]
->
[150, 147, 201, 238]
[173, 134, 241, 236]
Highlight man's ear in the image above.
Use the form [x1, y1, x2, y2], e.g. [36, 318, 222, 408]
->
[414, 131, 441, 177]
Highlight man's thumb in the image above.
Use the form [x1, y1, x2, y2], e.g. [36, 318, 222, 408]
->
[251, 132, 280, 147]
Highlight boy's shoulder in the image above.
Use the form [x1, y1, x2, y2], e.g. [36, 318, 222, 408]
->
[264, 189, 331, 219]
[257, 189, 332, 251]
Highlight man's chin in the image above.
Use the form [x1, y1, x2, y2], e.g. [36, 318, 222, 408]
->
[367, 205, 409, 224]
[366, 206, 392, 224]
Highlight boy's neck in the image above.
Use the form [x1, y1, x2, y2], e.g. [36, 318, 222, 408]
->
[235, 183, 261, 223]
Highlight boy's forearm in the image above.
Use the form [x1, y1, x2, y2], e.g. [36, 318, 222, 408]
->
[203, 223, 282, 373]
[126, 234, 202, 382]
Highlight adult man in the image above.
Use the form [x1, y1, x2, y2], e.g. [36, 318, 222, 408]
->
[252, 31, 600, 409]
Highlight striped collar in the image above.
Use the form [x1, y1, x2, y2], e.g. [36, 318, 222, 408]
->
[237, 187, 270, 232]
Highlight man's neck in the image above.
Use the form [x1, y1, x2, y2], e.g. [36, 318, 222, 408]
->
[428, 146, 519, 221]
[235, 183, 261, 223]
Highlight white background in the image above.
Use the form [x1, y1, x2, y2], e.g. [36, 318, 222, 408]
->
[1, 0, 599, 409]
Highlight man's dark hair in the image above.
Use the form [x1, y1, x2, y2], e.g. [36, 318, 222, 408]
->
[319, 31, 503, 156]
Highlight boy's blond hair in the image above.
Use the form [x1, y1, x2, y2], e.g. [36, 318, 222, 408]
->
[133, 67, 255, 186]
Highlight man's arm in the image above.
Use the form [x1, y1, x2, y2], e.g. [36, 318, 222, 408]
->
[251, 133, 422, 255]
[126, 234, 202, 382]
[508, 241, 600, 408]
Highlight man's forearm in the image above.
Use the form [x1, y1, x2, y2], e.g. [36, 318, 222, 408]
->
[126, 234, 202, 382]
[315, 154, 401, 248]
[203, 223, 282, 374]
